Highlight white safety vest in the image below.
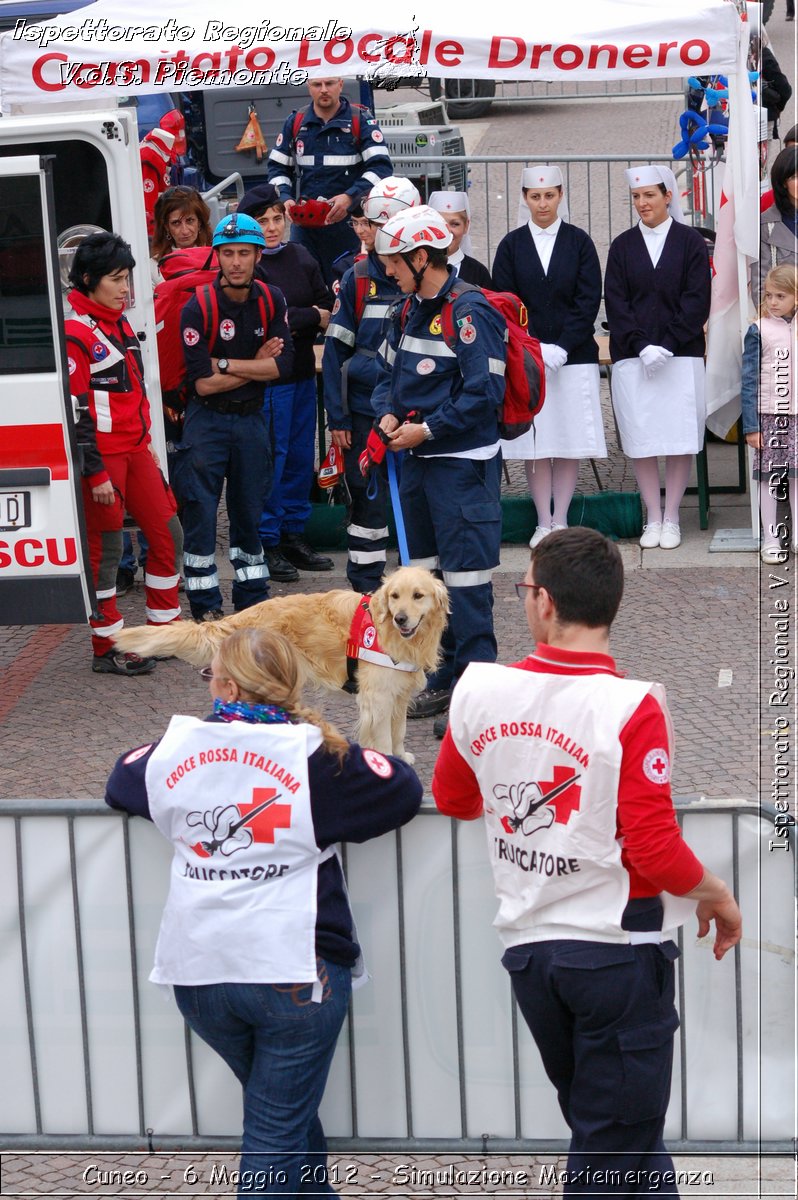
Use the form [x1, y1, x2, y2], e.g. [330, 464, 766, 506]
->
[145, 715, 333, 985]
[448, 662, 680, 946]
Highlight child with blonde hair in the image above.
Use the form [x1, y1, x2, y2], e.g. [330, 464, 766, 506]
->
[742, 264, 798, 563]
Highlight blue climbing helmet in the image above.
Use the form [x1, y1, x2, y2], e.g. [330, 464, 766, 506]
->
[212, 212, 266, 248]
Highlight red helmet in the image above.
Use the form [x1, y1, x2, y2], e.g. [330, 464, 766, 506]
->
[291, 197, 333, 227]
[159, 109, 187, 157]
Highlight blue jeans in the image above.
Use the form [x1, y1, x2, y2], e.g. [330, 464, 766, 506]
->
[260, 378, 317, 545]
[174, 958, 352, 1198]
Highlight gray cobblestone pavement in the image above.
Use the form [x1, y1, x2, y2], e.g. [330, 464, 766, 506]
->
[1, 13, 796, 1193]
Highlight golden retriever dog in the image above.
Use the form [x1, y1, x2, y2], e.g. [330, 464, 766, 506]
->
[114, 566, 449, 762]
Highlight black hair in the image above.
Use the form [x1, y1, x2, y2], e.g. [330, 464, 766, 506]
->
[349, 201, 364, 218]
[771, 146, 798, 216]
[783, 124, 797, 148]
[531, 527, 624, 629]
[411, 245, 449, 270]
[69, 232, 135, 294]
[521, 184, 563, 197]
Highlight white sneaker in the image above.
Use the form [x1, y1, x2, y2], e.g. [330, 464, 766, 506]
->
[761, 543, 788, 565]
[529, 525, 553, 548]
[659, 521, 681, 549]
[639, 522, 662, 549]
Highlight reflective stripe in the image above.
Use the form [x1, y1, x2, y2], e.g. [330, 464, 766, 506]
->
[184, 572, 220, 591]
[144, 571, 180, 590]
[361, 145, 391, 162]
[362, 303, 392, 319]
[442, 568, 494, 587]
[91, 618, 123, 639]
[296, 155, 315, 167]
[183, 551, 215, 569]
[348, 524, 389, 541]
[270, 173, 293, 189]
[349, 549, 387, 565]
[145, 605, 182, 624]
[489, 358, 506, 376]
[235, 564, 270, 582]
[357, 646, 417, 672]
[409, 555, 440, 571]
[322, 154, 360, 166]
[94, 389, 112, 432]
[362, 170, 383, 187]
[381, 340, 396, 366]
[269, 149, 293, 166]
[328, 322, 356, 347]
[229, 546, 265, 566]
[95, 586, 116, 600]
[400, 335, 456, 359]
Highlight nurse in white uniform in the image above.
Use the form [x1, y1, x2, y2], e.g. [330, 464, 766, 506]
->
[493, 166, 606, 546]
[604, 166, 711, 549]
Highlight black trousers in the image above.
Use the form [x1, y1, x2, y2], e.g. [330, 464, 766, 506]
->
[504, 938, 681, 1197]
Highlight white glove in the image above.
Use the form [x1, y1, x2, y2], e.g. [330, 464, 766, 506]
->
[540, 343, 568, 373]
[638, 344, 673, 378]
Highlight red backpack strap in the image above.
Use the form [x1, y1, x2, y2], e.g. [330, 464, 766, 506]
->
[353, 257, 371, 324]
[252, 280, 275, 335]
[196, 283, 219, 347]
[350, 104, 365, 143]
[439, 277, 480, 350]
[292, 107, 309, 145]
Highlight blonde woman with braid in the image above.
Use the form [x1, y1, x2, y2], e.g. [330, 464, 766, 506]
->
[106, 628, 421, 1198]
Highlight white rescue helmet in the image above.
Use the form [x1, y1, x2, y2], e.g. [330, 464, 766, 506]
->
[362, 176, 422, 225]
[374, 205, 453, 256]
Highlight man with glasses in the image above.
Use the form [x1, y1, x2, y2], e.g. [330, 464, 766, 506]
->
[432, 526, 742, 1194]
[267, 77, 393, 286]
[322, 178, 420, 593]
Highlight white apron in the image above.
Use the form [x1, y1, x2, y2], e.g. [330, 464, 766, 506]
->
[611, 356, 706, 457]
[501, 362, 607, 460]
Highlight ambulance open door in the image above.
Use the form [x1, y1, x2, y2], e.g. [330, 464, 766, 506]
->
[0, 155, 94, 625]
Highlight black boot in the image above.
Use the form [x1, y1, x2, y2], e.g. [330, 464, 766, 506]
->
[263, 545, 300, 582]
[280, 533, 334, 572]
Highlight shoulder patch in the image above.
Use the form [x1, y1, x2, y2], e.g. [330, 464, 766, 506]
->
[123, 744, 153, 765]
[183, 327, 200, 346]
[363, 748, 393, 778]
[642, 748, 670, 785]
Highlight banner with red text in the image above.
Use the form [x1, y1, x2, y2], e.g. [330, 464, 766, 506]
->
[0, 0, 741, 112]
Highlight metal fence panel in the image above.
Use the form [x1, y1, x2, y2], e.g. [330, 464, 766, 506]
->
[0, 799, 793, 1150]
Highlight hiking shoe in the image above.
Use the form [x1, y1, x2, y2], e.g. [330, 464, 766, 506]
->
[408, 687, 451, 719]
[280, 533, 334, 571]
[193, 608, 224, 623]
[263, 546, 300, 582]
[433, 712, 449, 740]
[115, 567, 136, 597]
[92, 651, 156, 676]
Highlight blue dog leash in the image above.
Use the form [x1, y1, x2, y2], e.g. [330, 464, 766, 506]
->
[386, 453, 410, 566]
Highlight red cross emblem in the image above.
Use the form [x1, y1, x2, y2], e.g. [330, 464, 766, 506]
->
[643, 748, 670, 784]
[237, 788, 293, 843]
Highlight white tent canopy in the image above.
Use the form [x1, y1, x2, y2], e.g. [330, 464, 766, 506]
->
[0, 0, 741, 110]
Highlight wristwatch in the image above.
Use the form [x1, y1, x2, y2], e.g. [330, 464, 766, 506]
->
[218, 358, 229, 375]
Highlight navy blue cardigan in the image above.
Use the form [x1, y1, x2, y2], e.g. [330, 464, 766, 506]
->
[492, 222, 602, 365]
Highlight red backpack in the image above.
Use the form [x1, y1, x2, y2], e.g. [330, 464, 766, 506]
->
[399, 279, 546, 440]
[153, 248, 274, 415]
[291, 104, 366, 146]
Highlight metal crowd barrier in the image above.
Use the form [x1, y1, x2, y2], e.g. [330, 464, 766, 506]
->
[491, 77, 685, 104]
[390, 153, 722, 268]
[0, 798, 793, 1152]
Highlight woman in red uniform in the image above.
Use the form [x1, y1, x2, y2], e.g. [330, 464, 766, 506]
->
[66, 231, 182, 675]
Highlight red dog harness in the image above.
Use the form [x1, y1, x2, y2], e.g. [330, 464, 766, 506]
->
[344, 596, 417, 693]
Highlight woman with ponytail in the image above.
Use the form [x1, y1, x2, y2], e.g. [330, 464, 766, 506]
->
[106, 628, 421, 1198]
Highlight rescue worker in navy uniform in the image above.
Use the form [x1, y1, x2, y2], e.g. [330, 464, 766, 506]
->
[433, 528, 743, 1197]
[177, 214, 293, 621]
[267, 77, 393, 287]
[322, 176, 421, 593]
[371, 206, 507, 732]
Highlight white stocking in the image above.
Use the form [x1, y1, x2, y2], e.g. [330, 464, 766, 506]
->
[632, 457, 662, 524]
[551, 459, 580, 527]
[525, 459, 553, 527]
[663, 454, 693, 525]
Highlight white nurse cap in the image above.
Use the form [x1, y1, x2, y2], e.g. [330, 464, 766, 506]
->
[428, 191, 473, 254]
[625, 165, 686, 222]
[517, 164, 569, 226]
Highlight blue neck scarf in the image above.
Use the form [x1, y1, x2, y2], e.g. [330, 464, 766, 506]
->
[213, 698, 294, 724]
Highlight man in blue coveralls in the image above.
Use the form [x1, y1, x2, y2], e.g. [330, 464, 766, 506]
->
[267, 77, 393, 286]
[178, 214, 293, 620]
[371, 205, 507, 732]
